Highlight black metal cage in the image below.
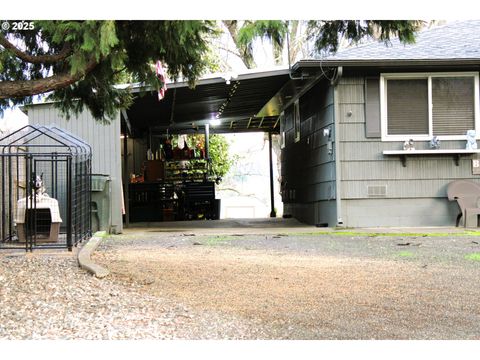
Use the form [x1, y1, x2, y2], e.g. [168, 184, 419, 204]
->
[0, 124, 92, 251]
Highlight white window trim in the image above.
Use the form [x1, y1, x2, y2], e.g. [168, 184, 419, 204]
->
[380, 72, 480, 142]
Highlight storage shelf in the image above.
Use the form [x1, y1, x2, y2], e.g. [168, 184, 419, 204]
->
[164, 159, 208, 183]
[383, 149, 480, 167]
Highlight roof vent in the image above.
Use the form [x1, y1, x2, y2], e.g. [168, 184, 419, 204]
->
[367, 185, 387, 198]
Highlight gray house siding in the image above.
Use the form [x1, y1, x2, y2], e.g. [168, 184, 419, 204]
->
[27, 103, 123, 233]
[281, 80, 337, 226]
[336, 75, 480, 227]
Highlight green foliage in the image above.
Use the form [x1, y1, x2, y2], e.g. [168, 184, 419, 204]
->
[307, 20, 423, 54]
[172, 133, 234, 179]
[237, 20, 288, 52]
[226, 20, 421, 69]
[1, 20, 216, 120]
[224, 20, 289, 69]
[209, 134, 235, 178]
[99, 21, 119, 57]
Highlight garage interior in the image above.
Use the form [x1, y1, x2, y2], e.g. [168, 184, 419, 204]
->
[120, 67, 322, 227]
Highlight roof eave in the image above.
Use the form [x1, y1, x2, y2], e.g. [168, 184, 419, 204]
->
[128, 68, 292, 94]
[293, 58, 480, 71]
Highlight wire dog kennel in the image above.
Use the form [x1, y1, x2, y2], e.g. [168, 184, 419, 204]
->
[0, 125, 92, 251]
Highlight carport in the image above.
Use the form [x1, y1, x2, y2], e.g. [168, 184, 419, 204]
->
[120, 67, 320, 226]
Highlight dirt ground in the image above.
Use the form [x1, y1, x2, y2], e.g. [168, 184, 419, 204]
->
[93, 229, 480, 339]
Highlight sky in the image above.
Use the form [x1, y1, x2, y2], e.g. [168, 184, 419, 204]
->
[0, 107, 28, 132]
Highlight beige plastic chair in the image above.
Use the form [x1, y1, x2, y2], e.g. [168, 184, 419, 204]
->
[447, 180, 480, 227]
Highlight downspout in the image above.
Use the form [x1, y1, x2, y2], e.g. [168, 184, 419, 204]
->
[268, 131, 276, 218]
[332, 66, 344, 227]
[330, 66, 343, 86]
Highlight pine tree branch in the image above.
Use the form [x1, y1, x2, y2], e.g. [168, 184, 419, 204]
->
[0, 58, 98, 99]
[0, 34, 72, 64]
[217, 187, 242, 194]
[217, 45, 241, 58]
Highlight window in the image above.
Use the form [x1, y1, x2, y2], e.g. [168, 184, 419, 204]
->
[380, 72, 479, 141]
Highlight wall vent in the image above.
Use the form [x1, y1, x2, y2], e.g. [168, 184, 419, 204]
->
[367, 185, 387, 198]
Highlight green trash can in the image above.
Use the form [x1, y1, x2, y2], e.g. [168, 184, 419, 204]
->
[91, 174, 111, 233]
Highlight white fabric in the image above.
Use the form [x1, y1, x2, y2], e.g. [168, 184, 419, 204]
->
[15, 194, 62, 224]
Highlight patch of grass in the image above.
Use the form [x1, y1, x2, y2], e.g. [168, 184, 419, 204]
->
[203, 235, 235, 245]
[94, 231, 108, 238]
[465, 252, 480, 261]
[396, 251, 414, 258]
[284, 230, 480, 238]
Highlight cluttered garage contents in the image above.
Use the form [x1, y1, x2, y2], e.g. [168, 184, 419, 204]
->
[127, 133, 220, 222]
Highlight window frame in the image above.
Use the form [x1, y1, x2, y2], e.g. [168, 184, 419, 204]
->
[380, 72, 480, 142]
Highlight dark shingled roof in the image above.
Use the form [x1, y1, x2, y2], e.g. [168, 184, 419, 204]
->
[324, 21, 480, 61]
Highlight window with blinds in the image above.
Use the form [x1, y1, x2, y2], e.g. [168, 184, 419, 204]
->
[432, 77, 475, 136]
[387, 79, 429, 135]
[381, 72, 479, 140]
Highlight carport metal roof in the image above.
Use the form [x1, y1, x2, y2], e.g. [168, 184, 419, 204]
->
[122, 68, 299, 136]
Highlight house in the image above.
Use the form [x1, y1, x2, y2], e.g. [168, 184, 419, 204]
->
[23, 20, 480, 231]
[279, 20, 480, 227]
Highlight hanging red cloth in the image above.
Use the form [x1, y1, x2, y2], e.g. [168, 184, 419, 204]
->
[155, 61, 168, 101]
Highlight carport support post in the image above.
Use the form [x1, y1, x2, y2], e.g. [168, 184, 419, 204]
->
[268, 131, 276, 218]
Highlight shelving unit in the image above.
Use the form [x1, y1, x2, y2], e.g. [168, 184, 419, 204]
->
[164, 159, 208, 183]
[383, 149, 480, 167]
[128, 182, 177, 222]
[128, 158, 213, 222]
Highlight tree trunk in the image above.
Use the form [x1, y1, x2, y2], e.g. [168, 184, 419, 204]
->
[0, 35, 72, 64]
[222, 20, 256, 69]
[288, 20, 300, 65]
[0, 59, 98, 99]
[273, 43, 283, 66]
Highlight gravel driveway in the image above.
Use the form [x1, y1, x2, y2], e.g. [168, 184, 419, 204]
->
[0, 251, 258, 339]
[2, 227, 480, 339]
[92, 229, 480, 340]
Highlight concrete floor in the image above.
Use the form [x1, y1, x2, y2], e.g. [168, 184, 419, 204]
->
[123, 217, 472, 236]
[123, 217, 315, 235]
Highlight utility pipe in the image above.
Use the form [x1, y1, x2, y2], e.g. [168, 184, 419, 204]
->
[268, 131, 276, 218]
